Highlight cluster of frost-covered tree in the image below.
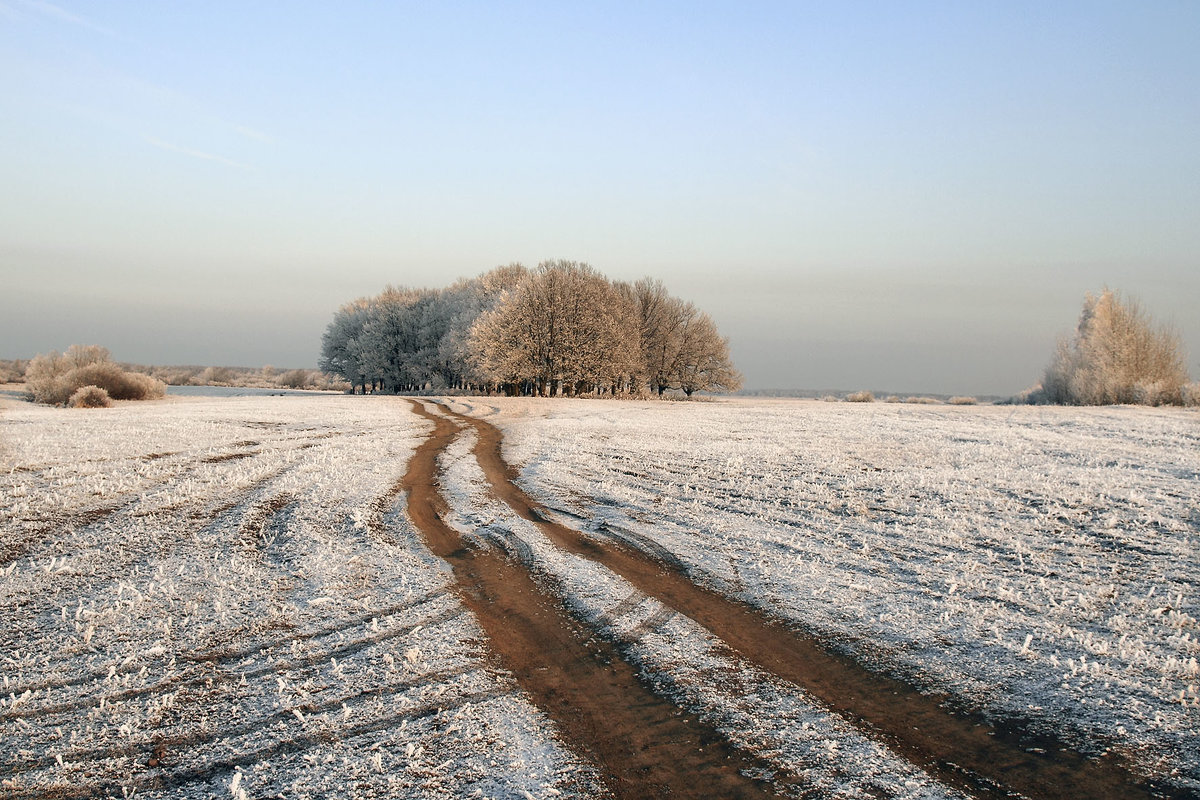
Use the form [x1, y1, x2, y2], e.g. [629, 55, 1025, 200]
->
[320, 260, 742, 397]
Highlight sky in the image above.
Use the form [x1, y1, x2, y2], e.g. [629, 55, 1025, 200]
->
[2, 1, 1198, 396]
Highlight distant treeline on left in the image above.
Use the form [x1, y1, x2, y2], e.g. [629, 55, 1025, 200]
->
[1, 351, 349, 402]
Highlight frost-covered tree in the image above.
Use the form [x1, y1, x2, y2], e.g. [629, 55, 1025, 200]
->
[634, 278, 685, 396]
[358, 286, 435, 393]
[471, 261, 636, 395]
[633, 279, 741, 396]
[1042, 288, 1189, 405]
[434, 265, 528, 390]
[321, 260, 741, 397]
[319, 298, 372, 393]
[674, 310, 743, 397]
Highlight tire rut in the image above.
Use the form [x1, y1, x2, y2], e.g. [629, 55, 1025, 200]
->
[439, 401, 1175, 800]
[402, 399, 780, 800]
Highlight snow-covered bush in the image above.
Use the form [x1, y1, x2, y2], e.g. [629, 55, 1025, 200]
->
[846, 390, 875, 403]
[67, 385, 113, 408]
[277, 368, 313, 389]
[310, 372, 351, 392]
[904, 396, 941, 404]
[26, 346, 166, 405]
[154, 366, 201, 386]
[1042, 289, 1189, 405]
[948, 396, 977, 405]
[197, 366, 237, 385]
[1184, 383, 1200, 407]
[0, 359, 26, 383]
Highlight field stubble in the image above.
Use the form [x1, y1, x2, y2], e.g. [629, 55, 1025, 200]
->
[458, 396, 1199, 796]
[2, 393, 1197, 798]
[0, 395, 602, 799]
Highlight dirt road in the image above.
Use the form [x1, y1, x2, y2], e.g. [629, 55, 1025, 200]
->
[407, 399, 1171, 800]
[402, 400, 779, 799]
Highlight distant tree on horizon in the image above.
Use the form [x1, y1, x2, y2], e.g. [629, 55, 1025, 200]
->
[1041, 288, 1189, 405]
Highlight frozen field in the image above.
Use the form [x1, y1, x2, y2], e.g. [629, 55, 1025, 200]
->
[2, 392, 1197, 798]
[0, 394, 602, 799]
[448, 396, 1200, 793]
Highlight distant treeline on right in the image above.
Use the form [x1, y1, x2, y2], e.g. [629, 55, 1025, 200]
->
[1023, 288, 1195, 406]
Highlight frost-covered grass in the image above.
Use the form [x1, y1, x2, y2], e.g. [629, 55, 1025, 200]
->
[450, 396, 1200, 793]
[437, 423, 968, 799]
[0, 394, 600, 799]
[7, 391, 1197, 796]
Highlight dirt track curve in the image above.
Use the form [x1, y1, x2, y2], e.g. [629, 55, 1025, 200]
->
[402, 401, 779, 799]
[405, 399, 1174, 800]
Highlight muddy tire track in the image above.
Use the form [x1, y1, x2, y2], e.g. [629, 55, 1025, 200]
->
[440, 401, 1172, 800]
[402, 400, 781, 800]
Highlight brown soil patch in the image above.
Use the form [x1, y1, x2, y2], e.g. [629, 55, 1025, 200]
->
[440, 401, 1171, 800]
[201, 451, 257, 464]
[402, 400, 780, 800]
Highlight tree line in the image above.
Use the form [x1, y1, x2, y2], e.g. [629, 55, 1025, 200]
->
[319, 260, 742, 397]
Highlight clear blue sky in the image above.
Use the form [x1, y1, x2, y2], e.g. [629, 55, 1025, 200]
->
[2, 1, 1197, 395]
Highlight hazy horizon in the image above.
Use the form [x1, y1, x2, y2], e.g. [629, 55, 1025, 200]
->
[3, 2, 1198, 396]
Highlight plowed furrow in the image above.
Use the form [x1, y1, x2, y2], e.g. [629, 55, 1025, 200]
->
[5, 685, 503, 800]
[0, 602, 461, 723]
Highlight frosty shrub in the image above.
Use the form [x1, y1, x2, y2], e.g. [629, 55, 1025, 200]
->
[1042, 289, 1189, 405]
[905, 396, 941, 405]
[278, 369, 313, 389]
[26, 347, 166, 405]
[64, 344, 111, 369]
[883, 395, 902, 403]
[72, 363, 166, 401]
[846, 390, 875, 403]
[68, 385, 113, 408]
[156, 367, 200, 386]
[948, 396, 978, 405]
[0, 360, 27, 383]
[310, 372, 350, 392]
[198, 366, 237, 385]
[1184, 383, 1200, 408]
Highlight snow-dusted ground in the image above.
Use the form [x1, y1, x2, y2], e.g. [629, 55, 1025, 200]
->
[5, 392, 1197, 797]
[437, 423, 969, 799]
[0, 394, 600, 799]
[448, 396, 1200, 793]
